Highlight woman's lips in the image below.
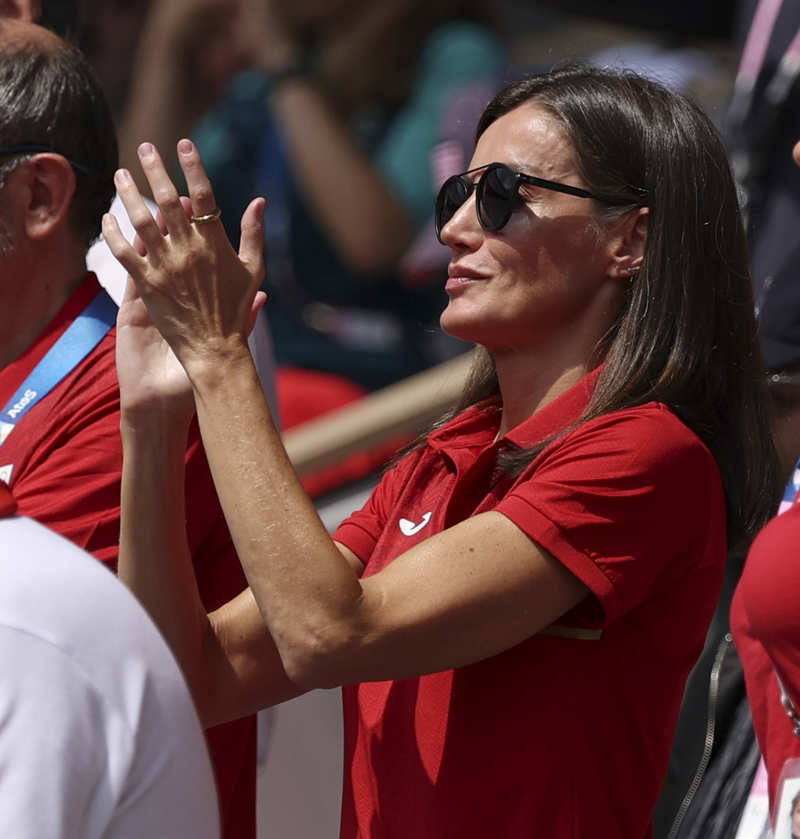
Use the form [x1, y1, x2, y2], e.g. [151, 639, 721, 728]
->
[446, 265, 488, 292]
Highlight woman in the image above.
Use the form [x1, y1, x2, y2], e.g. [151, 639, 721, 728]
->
[105, 67, 778, 836]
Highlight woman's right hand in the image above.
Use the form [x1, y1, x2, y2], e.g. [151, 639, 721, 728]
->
[105, 141, 266, 410]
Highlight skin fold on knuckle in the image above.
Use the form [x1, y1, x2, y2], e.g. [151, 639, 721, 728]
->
[155, 188, 181, 211]
[192, 184, 214, 208]
[130, 208, 156, 232]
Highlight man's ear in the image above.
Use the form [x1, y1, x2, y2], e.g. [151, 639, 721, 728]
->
[0, 0, 41, 21]
[20, 153, 77, 241]
[606, 206, 649, 279]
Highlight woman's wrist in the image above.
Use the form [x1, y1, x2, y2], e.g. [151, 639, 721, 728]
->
[120, 403, 194, 443]
[183, 337, 255, 393]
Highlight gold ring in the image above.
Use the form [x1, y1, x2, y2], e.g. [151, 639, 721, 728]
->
[191, 207, 221, 225]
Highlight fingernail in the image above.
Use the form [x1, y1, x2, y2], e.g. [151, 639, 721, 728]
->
[178, 139, 194, 156]
[138, 142, 154, 158]
[115, 169, 132, 186]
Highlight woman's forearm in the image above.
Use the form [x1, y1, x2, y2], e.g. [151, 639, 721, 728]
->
[118, 416, 210, 697]
[119, 412, 307, 723]
[187, 344, 367, 689]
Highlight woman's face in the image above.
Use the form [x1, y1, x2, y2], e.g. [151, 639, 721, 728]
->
[438, 102, 625, 358]
[792, 798, 800, 836]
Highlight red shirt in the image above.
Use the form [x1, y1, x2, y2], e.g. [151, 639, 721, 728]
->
[0, 274, 255, 839]
[0, 482, 14, 517]
[732, 502, 800, 808]
[334, 371, 727, 838]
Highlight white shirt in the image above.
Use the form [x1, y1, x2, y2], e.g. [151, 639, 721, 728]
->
[0, 515, 220, 839]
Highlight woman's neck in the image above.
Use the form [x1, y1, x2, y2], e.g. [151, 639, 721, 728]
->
[494, 348, 595, 438]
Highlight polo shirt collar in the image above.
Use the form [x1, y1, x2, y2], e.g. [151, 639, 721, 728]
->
[428, 366, 601, 457]
[505, 366, 601, 449]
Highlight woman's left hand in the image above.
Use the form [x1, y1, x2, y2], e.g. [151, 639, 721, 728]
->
[103, 139, 266, 384]
[116, 274, 196, 430]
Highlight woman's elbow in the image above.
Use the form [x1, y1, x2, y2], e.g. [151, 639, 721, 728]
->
[280, 623, 362, 691]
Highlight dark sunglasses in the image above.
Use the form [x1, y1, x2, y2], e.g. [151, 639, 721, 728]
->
[0, 144, 90, 175]
[435, 162, 641, 243]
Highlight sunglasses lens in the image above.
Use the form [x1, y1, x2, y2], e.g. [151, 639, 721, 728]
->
[435, 176, 473, 241]
[477, 164, 518, 231]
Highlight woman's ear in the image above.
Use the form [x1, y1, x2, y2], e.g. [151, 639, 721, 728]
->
[606, 206, 649, 279]
[20, 153, 77, 241]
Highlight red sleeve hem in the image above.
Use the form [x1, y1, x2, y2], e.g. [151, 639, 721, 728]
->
[333, 521, 377, 565]
[496, 496, 623, 623]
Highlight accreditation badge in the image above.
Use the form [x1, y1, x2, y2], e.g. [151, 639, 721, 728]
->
[771, 759, 800, 839]
[735, 757, 772, 839]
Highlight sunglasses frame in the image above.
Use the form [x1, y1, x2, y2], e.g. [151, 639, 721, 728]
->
[435, 162, 642, 243]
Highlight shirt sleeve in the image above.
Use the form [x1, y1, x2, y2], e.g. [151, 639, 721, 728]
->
[334, 449, 424, 564]
[0, 628, 118, 839]
[496, 405, 725, 625]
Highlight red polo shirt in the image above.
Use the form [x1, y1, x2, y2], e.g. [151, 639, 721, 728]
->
[0, 274, 255, 839]
[334, 370, 726, 838]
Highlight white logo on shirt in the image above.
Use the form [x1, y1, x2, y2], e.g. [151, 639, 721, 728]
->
[0, 464, 13, 484]
[6, 388, 37, 419]
[399, 512, 432, 536]
[0, 422, 14, 444]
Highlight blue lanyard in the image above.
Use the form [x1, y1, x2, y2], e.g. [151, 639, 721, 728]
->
[0, 290, 117, 447]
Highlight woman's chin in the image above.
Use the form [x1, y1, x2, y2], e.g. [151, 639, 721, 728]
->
[440, 305, 483, 344]
[441, 313, 507, 351]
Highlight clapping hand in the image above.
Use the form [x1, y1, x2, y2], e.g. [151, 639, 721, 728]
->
[104, 139, 266, 419]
